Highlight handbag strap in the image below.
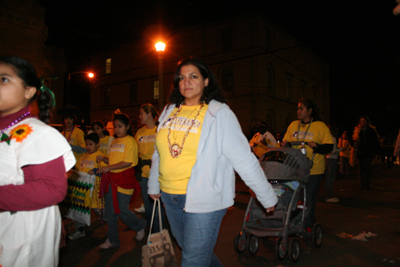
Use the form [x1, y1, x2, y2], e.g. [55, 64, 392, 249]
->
[147, 199, 163, 243]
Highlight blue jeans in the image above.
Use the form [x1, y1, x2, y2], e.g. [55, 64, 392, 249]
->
[104, 185, 146, 246]
[161, 191, 226, 267]
[305, 174, 324, 228]
[325, 158, 338, 199]
[140, 177, 166, 232]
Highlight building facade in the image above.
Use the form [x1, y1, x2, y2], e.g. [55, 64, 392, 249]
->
[90, 12, 330, 137]
[0, 0, 66, 113]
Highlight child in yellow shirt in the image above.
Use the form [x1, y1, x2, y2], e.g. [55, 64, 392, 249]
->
[69, 133, 107, 240]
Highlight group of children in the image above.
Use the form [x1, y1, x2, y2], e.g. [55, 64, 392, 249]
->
[61, 104, 161, 249]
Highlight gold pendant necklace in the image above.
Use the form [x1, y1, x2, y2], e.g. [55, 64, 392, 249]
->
[167, 103, 204, 158]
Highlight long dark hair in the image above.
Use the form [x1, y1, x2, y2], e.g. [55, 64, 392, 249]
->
[168, 57, 226, 107]
[0, 56, 54, 124]
[298, 98, 321, 122]
[113, 113, 133, 137]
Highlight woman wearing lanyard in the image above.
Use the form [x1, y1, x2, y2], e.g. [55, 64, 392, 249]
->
[148, 58, 277, 266]
[281, 98, 333, 230]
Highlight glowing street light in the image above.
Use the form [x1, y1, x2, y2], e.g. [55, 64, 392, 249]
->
[155, 42, 166, 110]
[65, 71, 95, 106]
[155, 42, 166, 52]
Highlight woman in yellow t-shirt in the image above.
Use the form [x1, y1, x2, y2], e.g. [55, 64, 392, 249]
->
[148, 58, 277, 266]
[282, 98, 333, 230]
[134, 103, 165, 232]
[96, 114, 146, 249]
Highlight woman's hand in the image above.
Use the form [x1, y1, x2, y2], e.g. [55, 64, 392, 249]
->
[266, 206, 275, 213]
[96, 155, 105, 162]
[88, 170, 95, 175]
[149, 194, 161, 200]
[308, 141, 317, 148]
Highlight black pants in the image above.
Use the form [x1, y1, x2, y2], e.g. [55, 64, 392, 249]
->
[358, 157, 372, 188]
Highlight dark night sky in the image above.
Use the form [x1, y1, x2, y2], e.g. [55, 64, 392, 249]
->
[41, 0, 400, 135]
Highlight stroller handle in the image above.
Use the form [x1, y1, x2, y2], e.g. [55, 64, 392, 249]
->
[290, 141, 309, 146]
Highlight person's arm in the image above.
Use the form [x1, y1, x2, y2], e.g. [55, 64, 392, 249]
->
[97, 155, 109, 165]
[99, 161, 131, 173]
[0, 157, 67, 211]
[222, 110, 277, 211]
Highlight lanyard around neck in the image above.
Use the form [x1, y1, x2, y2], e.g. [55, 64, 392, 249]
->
[297, 119, 313, 142]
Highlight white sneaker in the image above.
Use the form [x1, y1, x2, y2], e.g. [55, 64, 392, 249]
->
[326, 197, 340, 203]
[68, 230, 86, 240]
[134, 204, 145, 213]
[136, 228, 146, 241]
[98, 239, 119, 249]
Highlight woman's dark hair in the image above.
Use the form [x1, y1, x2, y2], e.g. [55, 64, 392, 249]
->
[85, 132, 100, 144]
[168, 57, 226, 107]
[113, 113, 133, 136]
[0, 55, 53, 124]
[358, 116, 370, 126]
[141, 103, 159, 120]
[298, 98, 321, 121]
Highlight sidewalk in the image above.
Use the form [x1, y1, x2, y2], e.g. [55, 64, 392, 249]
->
[59, 162, 400, 266]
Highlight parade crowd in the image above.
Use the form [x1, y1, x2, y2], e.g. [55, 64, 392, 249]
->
[0, 55, 399, 267]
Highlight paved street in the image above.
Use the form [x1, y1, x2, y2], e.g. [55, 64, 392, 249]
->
[59, 161, 400, 266]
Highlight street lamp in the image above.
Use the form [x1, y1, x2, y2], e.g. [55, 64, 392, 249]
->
[65, 71, 95, 106]
[155, 42, 166, 111]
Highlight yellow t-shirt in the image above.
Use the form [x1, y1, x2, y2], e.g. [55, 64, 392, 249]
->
[75, 150, 107, 209]
[135, 126, 157, 178]
[108, 135, 138, 194]
[108, 135, 138, 173]
[156, 104, 208, 194]
[61, 127, 86, 161]
[99, 135, 113, 156]
[283, 120, 333, 175]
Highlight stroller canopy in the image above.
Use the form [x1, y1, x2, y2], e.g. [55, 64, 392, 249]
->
[260, 147, 311, 183]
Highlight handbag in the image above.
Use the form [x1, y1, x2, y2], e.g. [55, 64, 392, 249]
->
[142, 199, 178, 267]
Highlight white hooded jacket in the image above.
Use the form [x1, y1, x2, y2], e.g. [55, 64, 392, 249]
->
[148, 100, 277, 213]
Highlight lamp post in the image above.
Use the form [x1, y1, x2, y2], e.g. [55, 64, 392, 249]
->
[155, 42, 166, 111]
[65, 71, 94, 106]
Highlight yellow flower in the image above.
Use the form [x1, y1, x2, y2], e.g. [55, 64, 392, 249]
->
[10, 124, 33, 142]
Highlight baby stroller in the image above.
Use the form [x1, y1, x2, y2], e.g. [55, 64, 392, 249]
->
[233, 141, 323, 262]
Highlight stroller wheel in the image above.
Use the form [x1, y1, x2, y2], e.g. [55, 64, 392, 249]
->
[288, 238, 301, 263]
[233, 232, 246, 254]
[246, 234, 259, 255]
[312, 224, 323, 249]
[274, 237, 287, 261]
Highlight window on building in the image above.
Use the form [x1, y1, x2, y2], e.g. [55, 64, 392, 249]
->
[285, 72, 293, 99]
[285, 114, 293, 131]
[130, 84, 137, 103]
[221, 67, 233, 92]
[154, 80, 159, 100]
[313, 86, 319, 98]
[266, 110, 276, 133]
[266, 66, 275, 96]
[300, 80, 307, 97]
[221, 27, 233, 52]
[104, 87, 111, 106]
[105, 58, 111, 74]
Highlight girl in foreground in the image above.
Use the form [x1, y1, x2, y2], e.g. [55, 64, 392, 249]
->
[0, 56, 75, 266]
